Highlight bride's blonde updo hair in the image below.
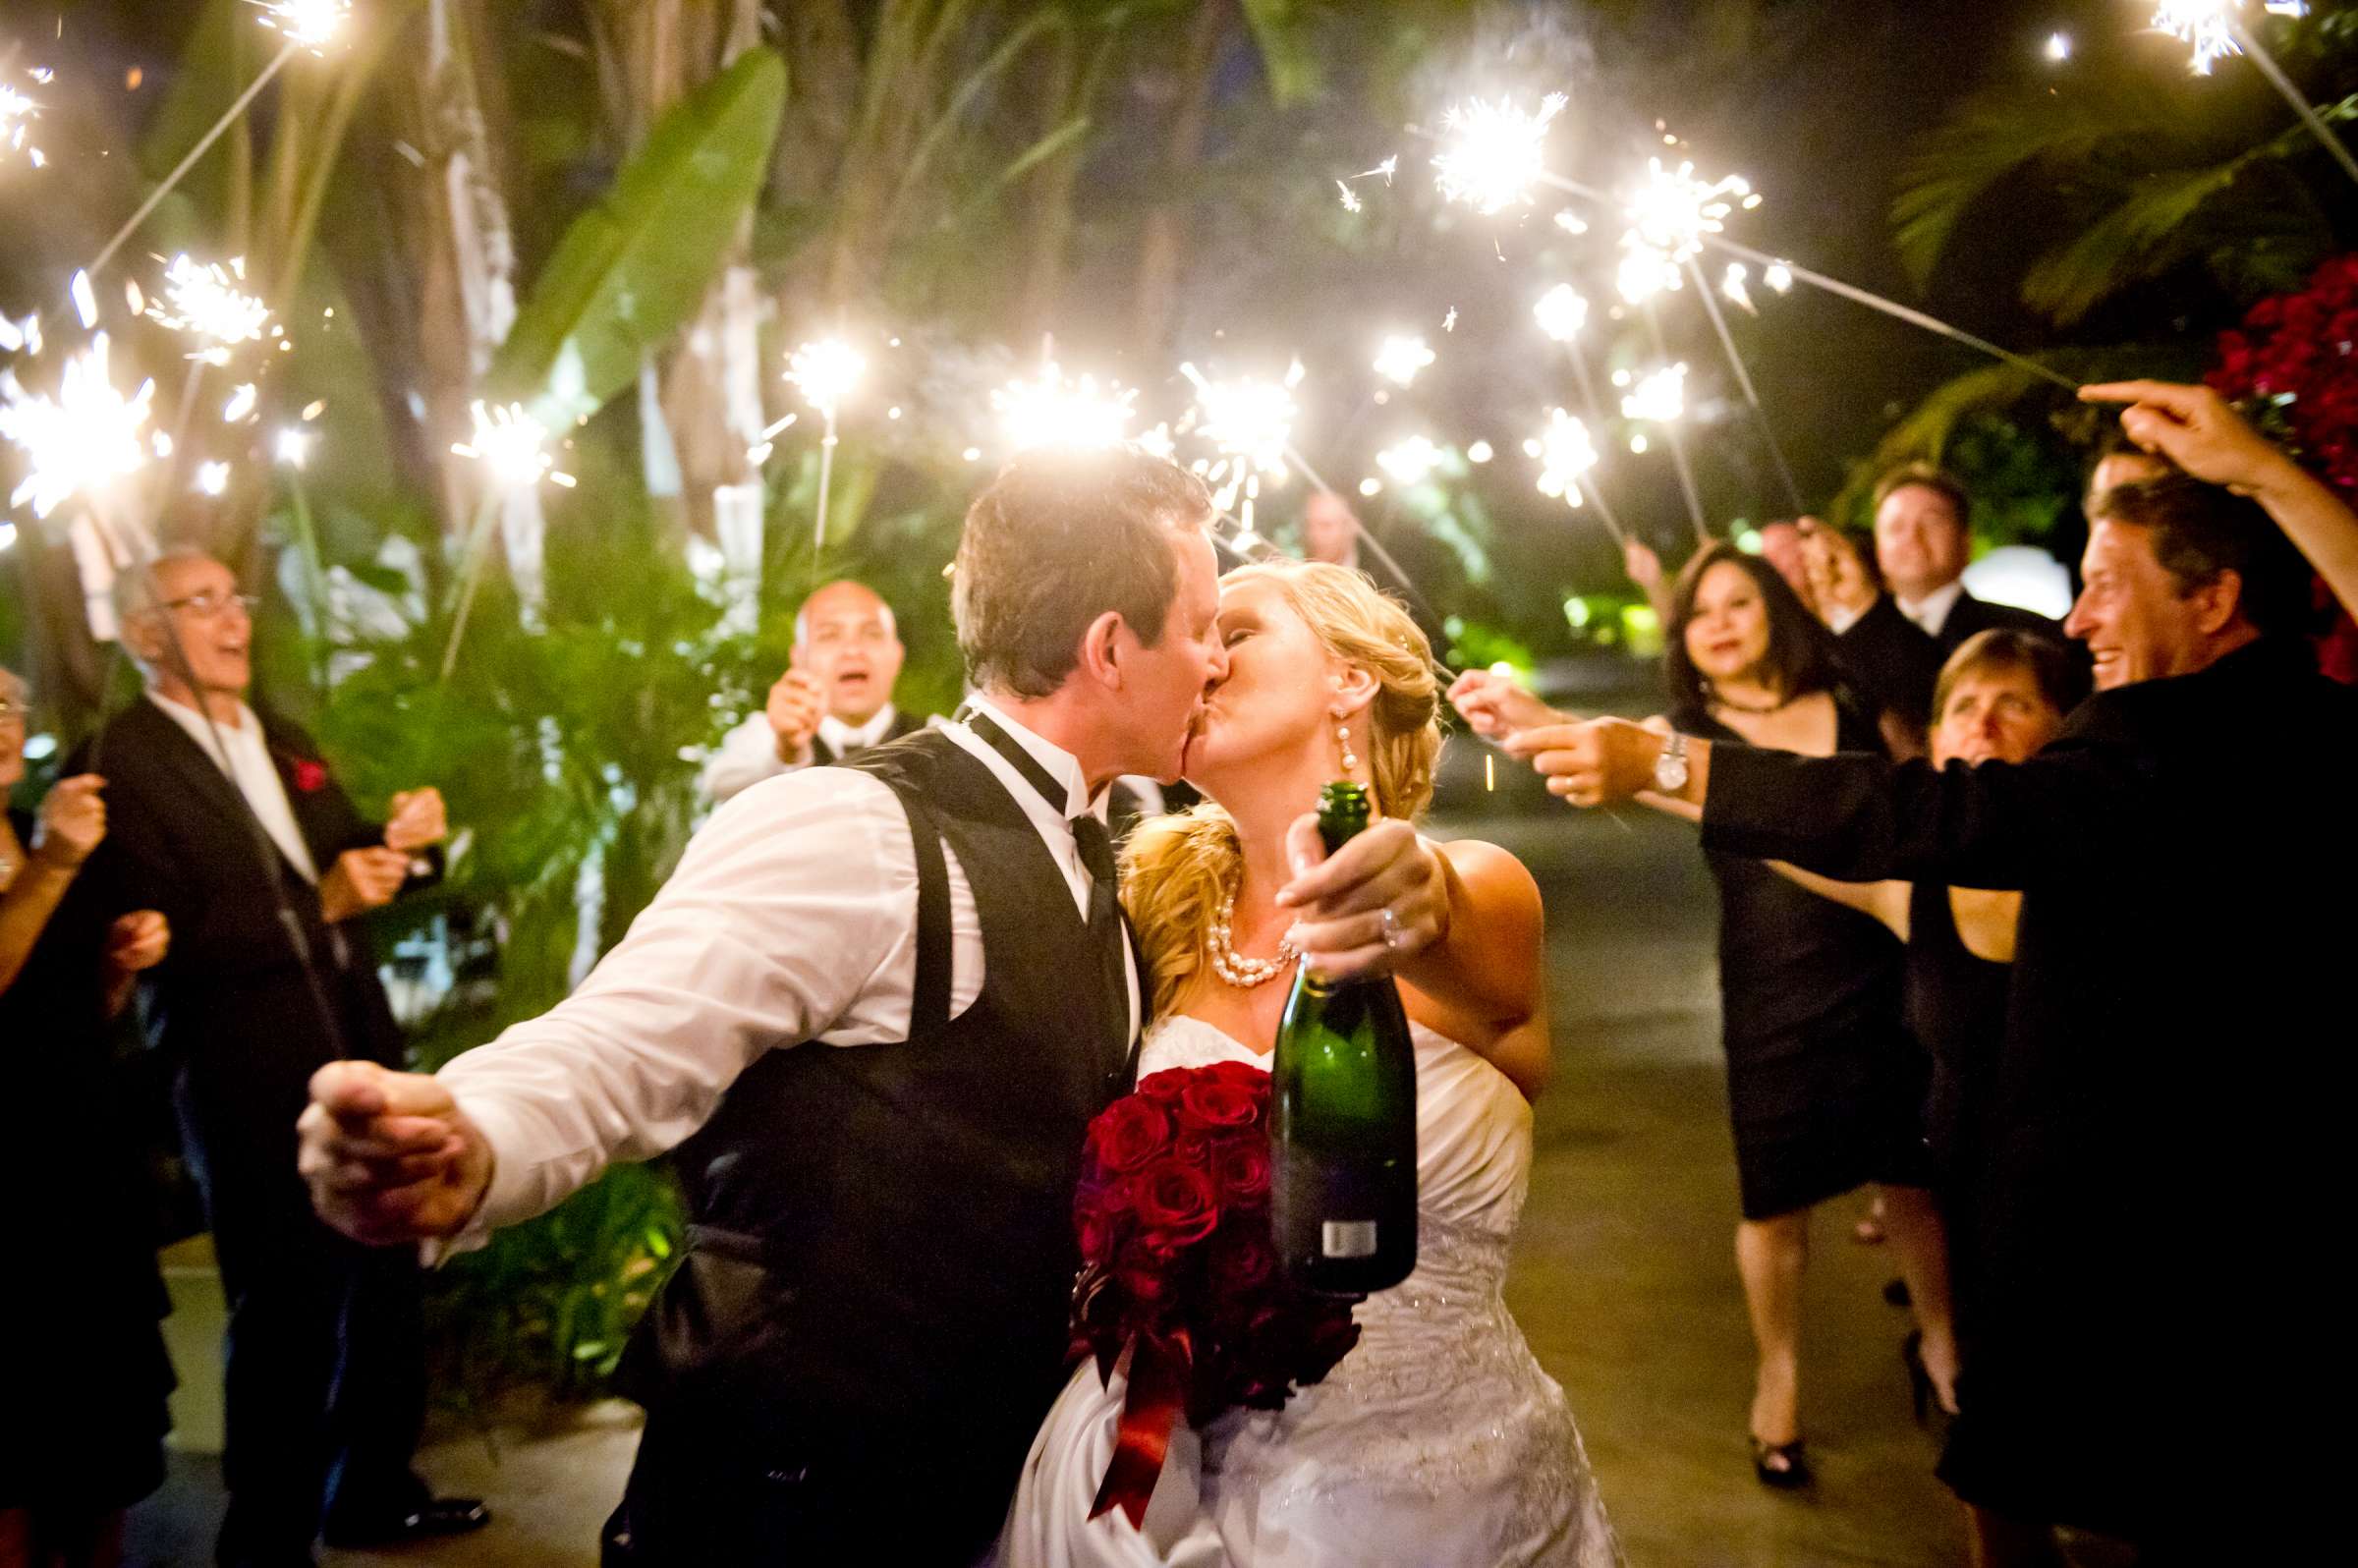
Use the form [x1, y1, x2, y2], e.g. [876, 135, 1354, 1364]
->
[1120, 559, 1443, 1018]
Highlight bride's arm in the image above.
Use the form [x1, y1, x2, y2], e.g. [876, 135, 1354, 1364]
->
[1397, 840, 1550, 1100]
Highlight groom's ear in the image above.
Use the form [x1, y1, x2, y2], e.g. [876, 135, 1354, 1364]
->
[1078, 609, 1128, 690]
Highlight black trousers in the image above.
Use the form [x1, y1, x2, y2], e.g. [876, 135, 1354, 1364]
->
[180, 1057, 426, 1564]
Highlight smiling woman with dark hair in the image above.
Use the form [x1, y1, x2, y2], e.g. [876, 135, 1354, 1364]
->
[1656, 543, 1953, 1487]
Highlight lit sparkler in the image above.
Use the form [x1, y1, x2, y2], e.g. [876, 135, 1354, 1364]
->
[452, 400, 574, 490]
[1620, 363, 1687, 424]
[1432, 93, 1567, 215]
[1721, 263, 1756, 313]
[146, 254, 272, 364]
[1179, 361, 1303, 532]
[1620, 157, 1753, 304]
[2, 65, 47, 168]
[1336, 180, 1363, 213]
[2152, 1, 2304, 76]
[1528, 409, 1599, 506]
[785, 337, 865, 421]
[1763, 261, 1795, 294]
[992, 363, 1138, 453]
[0, 333, 157, 519]
[253, 0, 353, 54]
[1373, 334, 1435, 387]
[1533, 284, 1589, 343]
[1375, 434, 1444, 487]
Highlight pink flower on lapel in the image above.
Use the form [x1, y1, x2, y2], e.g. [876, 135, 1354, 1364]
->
[290, 757, 329, 794]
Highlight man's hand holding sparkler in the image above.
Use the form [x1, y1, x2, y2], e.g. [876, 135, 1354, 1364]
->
[299, 1060, 494, 1246]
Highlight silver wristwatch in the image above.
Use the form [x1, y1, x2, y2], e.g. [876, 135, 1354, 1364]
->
[1652, 731, 1690, 793]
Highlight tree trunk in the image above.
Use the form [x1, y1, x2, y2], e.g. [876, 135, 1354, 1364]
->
[1133, 0, 1228, 358]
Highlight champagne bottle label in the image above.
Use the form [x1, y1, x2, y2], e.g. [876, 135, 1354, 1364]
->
[1322, 1221, 1378, 1259]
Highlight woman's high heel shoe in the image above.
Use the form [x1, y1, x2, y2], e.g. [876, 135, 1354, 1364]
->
[1750, 1435, 1811, 1489]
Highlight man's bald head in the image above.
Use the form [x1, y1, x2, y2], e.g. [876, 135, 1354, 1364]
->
[791, 579, 905, 725]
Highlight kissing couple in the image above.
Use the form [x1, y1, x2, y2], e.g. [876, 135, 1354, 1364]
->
[300, 446, 1619, 1566]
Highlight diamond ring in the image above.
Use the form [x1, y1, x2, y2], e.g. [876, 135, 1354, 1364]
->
[1378, 906, 1405, 955]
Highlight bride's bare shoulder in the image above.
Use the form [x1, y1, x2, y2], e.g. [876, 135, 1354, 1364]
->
[1432, 837, 1543, 918]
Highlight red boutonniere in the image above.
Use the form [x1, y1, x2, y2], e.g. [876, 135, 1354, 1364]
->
[289, 757, 329, 794]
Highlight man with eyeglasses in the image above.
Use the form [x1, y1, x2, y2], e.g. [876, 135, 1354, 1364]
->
[74, 550, 482, 1567]
[702, 579, 923, 804]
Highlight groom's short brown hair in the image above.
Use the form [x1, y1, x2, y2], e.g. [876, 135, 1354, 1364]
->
[953, 445, 1214, 699]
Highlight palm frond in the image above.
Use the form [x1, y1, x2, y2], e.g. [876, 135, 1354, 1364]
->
[1891, 83, 2192, 294]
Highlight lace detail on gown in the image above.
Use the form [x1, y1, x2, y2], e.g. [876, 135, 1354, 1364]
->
[991, 1017, 1622, 1568]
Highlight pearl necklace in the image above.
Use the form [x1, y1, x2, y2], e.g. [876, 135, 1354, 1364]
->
[1207, 885, 1300, 988]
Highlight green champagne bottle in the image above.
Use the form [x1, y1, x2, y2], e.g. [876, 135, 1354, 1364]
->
[1269, 781, 1420, 1294]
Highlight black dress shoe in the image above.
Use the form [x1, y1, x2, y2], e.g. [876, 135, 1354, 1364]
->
[322, 1498, 490, 1547]
[1750, 1435, 1812, 1490]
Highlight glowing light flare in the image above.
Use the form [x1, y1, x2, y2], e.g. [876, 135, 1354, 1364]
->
[991, 364, 1139, 453]
[0, 333, 157, 518]
[1721, 263, 1757, 314]
[2, 69, 47, 167]
[147, 253, 272, 363]
[452, 400, 575, 490]
[785, 338, 865, 420]
[1763, 261, 1795, 294]
[1373, 334, 1435, 387]
[1620, 363, 1689, 424]
[2046, 31, 2074, 61]
[1529, 408, 1599, 506]
[274, 427, 311, 468]
[1534, 284, 1589, 343]
[1467, 440, 1493, 463]
[1432, 93, 1567, 215]
[195, 461, 231, 496]
[1620, 157, 1753, 304]
[1336, 181, 1362, 212]
[2152, 2, 2306, 76]
[220, 383, 258, 422]
[1179, 360, 1302, 483]
[71, 271, 98, 329]
[253, 0, 353, 54]
[1375, 434, 1444, 486]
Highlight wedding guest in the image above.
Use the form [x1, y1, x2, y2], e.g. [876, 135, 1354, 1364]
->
[76, 553, 481, 1568]
[1509, 463, 2349, 1560]
[702, 579, 923, 804]
[1468, 545, 1953, 1486]
[1302, 488, 1448, 653]
[1762, 631, 2076, 1347]
[1870, 465, 2065, 653]
[1, 667, 174, 1568]
[1797, 519, 1946, 741]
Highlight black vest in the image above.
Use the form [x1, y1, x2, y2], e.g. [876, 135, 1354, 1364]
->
[622, 730, 1134, 1470]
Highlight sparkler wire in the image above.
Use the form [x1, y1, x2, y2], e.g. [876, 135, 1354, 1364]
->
[1639, 305, 1711, 546]
[84, 40, 302, 279]
[1685, 255, 1806, 515]
[1552, 338, 1632, 546]
[2229, 20, 2358, 188]
[1278, 442, 1457, 677]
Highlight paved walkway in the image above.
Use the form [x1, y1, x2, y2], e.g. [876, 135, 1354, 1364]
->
[127, 796, 1965, 1566]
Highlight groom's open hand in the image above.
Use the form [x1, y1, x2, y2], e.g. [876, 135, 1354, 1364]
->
[298, 1061, 495, 1245]
[1276, 816, 1449, 981]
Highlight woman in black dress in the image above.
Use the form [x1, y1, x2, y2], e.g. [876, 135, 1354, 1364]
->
[1, 666, 175, 1568]
[1653, 547, 1949, 1487]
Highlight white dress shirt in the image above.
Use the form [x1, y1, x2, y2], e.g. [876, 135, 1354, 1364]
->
[701, 702, 901, 804]
[1896, 579, 1966, 639]
[145, 691, 319, 882]
[438, 698, 1140, 1249]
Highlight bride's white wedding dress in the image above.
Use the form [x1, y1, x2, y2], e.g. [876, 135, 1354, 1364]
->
[991, 1015, 1622, 1568]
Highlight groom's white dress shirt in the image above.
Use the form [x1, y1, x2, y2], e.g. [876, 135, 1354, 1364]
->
[437, 698, 1140, 1250]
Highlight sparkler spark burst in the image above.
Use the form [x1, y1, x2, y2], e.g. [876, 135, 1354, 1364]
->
[1620, 158, 1754, 303]
[1534, 284, 1590, 343]
[147, 254, 272, 364]
[1336, 180, 1363, 213]
[452, 400, 575, 489]
[0, 334, 157, 519]
[1721, 263, 1757, 313]
[1374, 334, 1436, 387]
[1180, 361, 1302, 481]
[1620, 363, 1689, 424]
[1432, 93, 1567, 215]
[992, 364, 1139, 453]
[1376, 434, 1444, 486]
[1530, 408, 1599, 505]
[2153, 2, 2306, 76]
[2, 69, 47, 168]
[785, 338, 865, 420]
[1763, 261, 1796, 294]
[253, 0, 353, 53]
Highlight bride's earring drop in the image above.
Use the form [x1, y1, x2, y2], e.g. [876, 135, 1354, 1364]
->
[1334, 708, 1360, 773]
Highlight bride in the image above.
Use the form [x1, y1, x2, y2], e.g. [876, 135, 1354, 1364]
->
[993, 560, 1621, 1568]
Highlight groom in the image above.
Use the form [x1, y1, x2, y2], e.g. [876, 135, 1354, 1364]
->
[296, 445, 1447, 1564]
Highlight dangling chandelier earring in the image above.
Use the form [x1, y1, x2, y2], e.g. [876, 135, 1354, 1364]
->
[1334, 709, 1360, 773]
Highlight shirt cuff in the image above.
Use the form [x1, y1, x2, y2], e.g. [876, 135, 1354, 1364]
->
[418, 1089, 539, 1267]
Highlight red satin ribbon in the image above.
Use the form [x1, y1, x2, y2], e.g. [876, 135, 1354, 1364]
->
[1089, 1328, 1193, 1530]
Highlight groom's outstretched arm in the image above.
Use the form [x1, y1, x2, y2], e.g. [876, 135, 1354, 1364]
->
[298, 769, 935, 1248]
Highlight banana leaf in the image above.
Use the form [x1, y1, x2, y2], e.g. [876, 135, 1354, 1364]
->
[487, 48, 787, 428]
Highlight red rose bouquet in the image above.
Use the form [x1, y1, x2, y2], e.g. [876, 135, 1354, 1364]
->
[1071, 1061, 1363, 1527]
[2208, 253, 2358, 681]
